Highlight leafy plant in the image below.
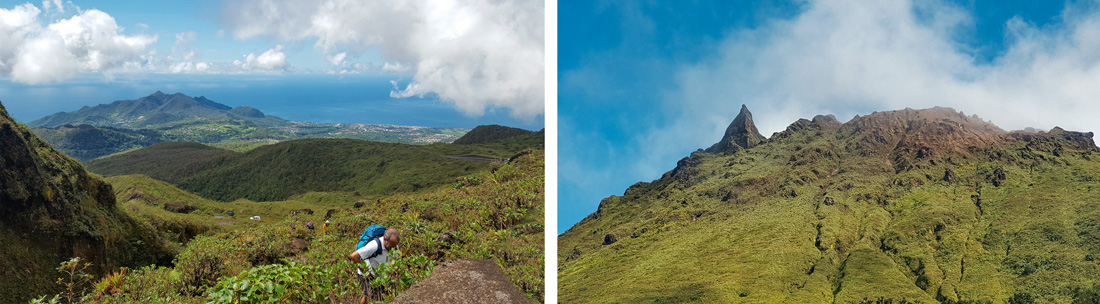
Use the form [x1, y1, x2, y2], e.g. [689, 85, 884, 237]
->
[367, 249, 436, 302]
[92, 268, 128, 297]
[206, 261, 350, 303]
[56, 257, 93, 303]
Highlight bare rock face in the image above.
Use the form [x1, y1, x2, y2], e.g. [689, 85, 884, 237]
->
[392, 259, 531, 304]
[706, 104, 766, 154]
[842, 107, 1007, 157]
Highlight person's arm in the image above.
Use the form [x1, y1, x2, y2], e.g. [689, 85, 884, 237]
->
[348, 251, 362, 263]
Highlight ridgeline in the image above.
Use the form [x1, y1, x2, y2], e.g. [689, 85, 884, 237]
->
[559, 106, 1100, 303]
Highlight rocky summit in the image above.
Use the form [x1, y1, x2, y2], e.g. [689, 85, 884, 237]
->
[560, 106, 1100, 303]
[706, 104, 766, 154]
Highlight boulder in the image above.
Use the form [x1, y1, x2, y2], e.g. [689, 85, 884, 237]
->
[391, 259, 530, 304]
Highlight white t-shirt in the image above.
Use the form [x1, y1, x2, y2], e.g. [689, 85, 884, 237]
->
[356, 238, 388, 275]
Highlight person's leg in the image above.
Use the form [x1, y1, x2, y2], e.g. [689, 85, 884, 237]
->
[358, 272, 369, 304]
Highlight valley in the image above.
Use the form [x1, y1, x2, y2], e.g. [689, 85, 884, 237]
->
[0, 97, 545, 303]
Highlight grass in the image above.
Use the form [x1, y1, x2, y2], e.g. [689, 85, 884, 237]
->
[87, 138, 535, 202]
[559, 119, 1100, 303]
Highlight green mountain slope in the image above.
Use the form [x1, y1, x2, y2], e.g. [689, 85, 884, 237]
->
[29, 91, 234, 128]
[453, 124, 536, 144]
[0, 100, 173, 303]
[86, 138, 513, 202]
[559, 106, 1100, 303]
[28, 124, 163, 162]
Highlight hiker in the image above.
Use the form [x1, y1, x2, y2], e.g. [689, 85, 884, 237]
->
[347, 228, 401, 303]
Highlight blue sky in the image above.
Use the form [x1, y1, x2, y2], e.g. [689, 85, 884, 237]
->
[0, 0, 543, 128]
[559, 0, 1100, 233]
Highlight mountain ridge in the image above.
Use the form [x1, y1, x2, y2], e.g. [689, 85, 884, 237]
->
[29, 91, 241, 128]
[560, 105, 1100, 303]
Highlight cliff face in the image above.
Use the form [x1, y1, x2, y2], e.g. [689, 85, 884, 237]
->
[0, 100, 171, 302]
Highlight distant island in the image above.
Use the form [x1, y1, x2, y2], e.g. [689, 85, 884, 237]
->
[27, 91, 471, 161]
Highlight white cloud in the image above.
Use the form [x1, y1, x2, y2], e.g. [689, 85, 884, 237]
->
[222, 0, 544, 118]
[169, 61, 210, 74]
[40, 0, 62, 13]
[234, 44, 288, 72]
[381, 61, 410, 73]
[0, 3, 156, 84]
[326, 51, 346, 66]
[619, 0, 1100, 180]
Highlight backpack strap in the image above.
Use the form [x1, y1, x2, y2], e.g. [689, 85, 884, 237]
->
[365, 237, 384, 260]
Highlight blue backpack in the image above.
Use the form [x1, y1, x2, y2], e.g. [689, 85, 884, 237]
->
[356, 224, 387, 259]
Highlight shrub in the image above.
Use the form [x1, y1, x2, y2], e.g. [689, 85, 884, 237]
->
[92, 268, 128, 297]
[174, 236, 245, 296]
[367, 249, 436, 302]
[206, 261, 350, 303]
[1008, 293, 1035, 304]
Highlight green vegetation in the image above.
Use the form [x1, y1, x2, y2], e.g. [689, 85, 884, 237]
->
[6, 95, 544, 303]
[559, 109, 1100, 303]
[453, 124, 538, 144]
[29, 125, 161, 162]
[35, 149, 544, 303]
[0, 101, 174, 303]
[87, 138, 526, 202]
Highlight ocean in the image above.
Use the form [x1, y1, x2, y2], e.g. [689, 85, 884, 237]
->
[0, 73, 543, 130]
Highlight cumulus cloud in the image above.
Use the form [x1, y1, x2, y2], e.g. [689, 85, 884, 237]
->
[222, 0, 544, 118]
[0, 3, 157, 84]
[613, 0, 1100, 180]
[233, 45, 288, 72]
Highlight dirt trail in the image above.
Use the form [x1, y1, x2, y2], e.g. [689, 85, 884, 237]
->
[391, 259, 530, 304]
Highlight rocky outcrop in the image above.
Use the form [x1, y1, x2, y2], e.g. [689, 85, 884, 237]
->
[842, 107, 1007, 157]
[706, 104, 766, 154]
[1010, 127, 1097, 151]
[391, 259, 531, 304]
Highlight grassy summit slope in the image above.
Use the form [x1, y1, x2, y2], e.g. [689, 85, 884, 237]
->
[558, 107, 1100, 303]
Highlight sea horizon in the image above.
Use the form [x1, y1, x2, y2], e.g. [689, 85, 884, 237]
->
[0, 73, 544, 131]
